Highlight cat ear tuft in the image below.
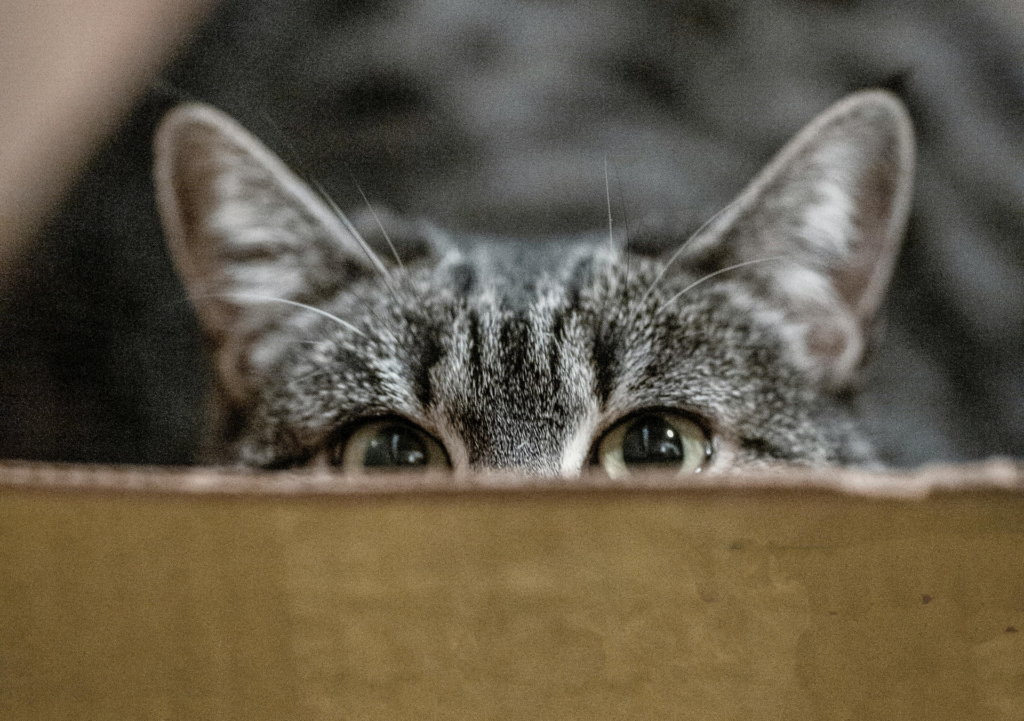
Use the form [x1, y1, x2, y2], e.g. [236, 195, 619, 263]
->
[154, 102, 377, 399]
[680, 89, 915, 387]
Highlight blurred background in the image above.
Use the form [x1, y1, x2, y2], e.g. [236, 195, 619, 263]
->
[0, 0, 1022, 467]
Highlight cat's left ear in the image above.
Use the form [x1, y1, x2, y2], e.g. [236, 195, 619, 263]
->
[153, 102, 389, 401]
[679, 89, 914, 387]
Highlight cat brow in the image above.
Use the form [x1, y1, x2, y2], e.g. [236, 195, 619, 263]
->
[657, 256, 789, 313]
[210, 293, 368, 338]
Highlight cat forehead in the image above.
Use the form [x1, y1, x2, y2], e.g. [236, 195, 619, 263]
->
[277, 255, 787, 416]
[436, 233, 614, 304]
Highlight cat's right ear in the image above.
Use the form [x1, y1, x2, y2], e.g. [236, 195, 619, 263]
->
[154, 103, 379, 399]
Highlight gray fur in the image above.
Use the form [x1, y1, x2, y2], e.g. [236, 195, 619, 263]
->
[155, 90, 913, 474]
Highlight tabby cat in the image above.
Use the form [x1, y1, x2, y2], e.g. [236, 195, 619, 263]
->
[154, 89, 912, 476]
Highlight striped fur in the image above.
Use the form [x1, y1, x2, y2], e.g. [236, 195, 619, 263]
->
[155, 91, 912, 474]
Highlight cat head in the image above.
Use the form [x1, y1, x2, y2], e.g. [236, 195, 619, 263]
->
[154, 89, 913, 475]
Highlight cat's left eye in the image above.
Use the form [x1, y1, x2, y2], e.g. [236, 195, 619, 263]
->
[333, 419, 450, 472]
[595, 411, 711, 479]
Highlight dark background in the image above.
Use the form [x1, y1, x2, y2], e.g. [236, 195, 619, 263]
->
[1, 0, 1021, 466]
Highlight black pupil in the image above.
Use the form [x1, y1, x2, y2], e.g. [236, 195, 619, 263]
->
[363, 425, 428, 467]
[621, 415, 685, 466]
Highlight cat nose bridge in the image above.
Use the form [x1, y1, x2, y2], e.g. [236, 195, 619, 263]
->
[463, 437, 563, 476]
[457, 416, 570, 476]
[458, 411, 596, 477]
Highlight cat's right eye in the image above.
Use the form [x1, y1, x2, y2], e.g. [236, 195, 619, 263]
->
[333, 419, 450, 473]
[595, 411, 711, 479]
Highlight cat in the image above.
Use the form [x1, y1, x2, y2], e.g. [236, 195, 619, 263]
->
[153, 89, 913, 476]
[5, 0, 1021, 468]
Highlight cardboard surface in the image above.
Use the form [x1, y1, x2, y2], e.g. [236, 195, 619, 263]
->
[1, 461, 1022, 719]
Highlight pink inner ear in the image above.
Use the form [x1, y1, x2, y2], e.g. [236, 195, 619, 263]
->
[843, 148, 909, 322]
[169, 128, 230, 250]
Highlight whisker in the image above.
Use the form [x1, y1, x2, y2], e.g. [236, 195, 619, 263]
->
[611, 160, 632, 300]
[638, 199, 738, 306]
[308, 182, 415, 348]
[604, 155, 615, 253]
[656, 256, 789, 313]
[598, 155, 618, 336]
[212, 293, 368, 338]
[357, 185, 405, 273]
[310, 179, 398, 293]
[310, 185, 413, 345]
[239, 113, 404, 344]
[239, 290, 402, 349]
[251, 112, 404, 305]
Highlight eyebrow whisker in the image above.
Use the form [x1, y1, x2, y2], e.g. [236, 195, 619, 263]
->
[210, 293, 368, 338]
[657, 256, 789, 313]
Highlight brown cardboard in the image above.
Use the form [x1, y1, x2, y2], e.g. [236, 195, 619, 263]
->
[1, 461, 1022, 719]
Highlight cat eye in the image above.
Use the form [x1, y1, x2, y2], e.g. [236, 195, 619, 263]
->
[596, 411, 711, 478]
[334, 419, 450, 472]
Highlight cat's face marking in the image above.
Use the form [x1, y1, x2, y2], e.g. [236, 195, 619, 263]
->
[154, 90, 913, 475]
